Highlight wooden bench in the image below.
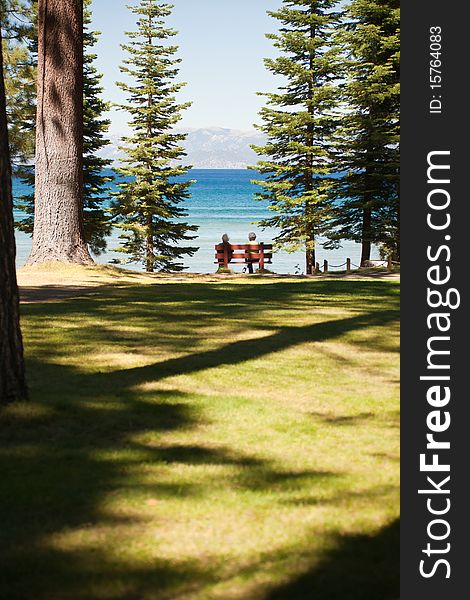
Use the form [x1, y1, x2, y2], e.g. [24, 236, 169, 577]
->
[215, 242, 273, 271]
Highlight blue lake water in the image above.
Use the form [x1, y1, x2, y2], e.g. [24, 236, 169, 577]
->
[14, 169, 368, 274]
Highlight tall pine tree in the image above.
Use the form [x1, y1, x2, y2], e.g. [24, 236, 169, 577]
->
[252, 0, 341, 275]
[27, 0, 92, 265]
[16, 0, 113, 257]
[0, 23, 27, 403]
[113, 0, 197, 273]
[327, 0, 400, 263]
[83, 0, 113, 255]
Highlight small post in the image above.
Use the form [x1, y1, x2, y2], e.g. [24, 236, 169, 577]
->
[387, 255, 393, 273]
[315, 262, 320, 275]
[260, 242, 265, 272]
[346, 258, 351, 274]
[323, 260, 328, 274]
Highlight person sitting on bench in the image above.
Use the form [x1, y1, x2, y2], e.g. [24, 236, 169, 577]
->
[218, 233, 233, 267]
[245, 232, 259, 274]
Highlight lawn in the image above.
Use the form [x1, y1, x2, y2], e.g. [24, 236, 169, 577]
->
[0, 266, 400, 600]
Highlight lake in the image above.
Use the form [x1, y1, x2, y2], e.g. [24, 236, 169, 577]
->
[14, 169, 368, 274]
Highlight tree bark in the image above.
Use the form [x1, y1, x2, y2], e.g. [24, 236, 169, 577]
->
[146, 30, 154, 275]
[0, 32, 28, 404]
[146, 216, 154, 273]
[306, 246, 315, 275]
[27, 0, 92, 265]
[304, 19, 316, 276]
[394, 194, 400, 262]
[360, 207, 372, 265]
[361, 159, 374, 266]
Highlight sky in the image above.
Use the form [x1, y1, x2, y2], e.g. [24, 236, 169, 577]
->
[90, 0, 282, 135]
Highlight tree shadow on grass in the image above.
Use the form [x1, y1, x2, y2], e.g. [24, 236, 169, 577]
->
[0, 367, 339, 599]
[264, 519, 399, 600]
[20, 279, 399, 369]
[309, 412, 375, 426]
[20, 285, 107, 304]
[0, 279, 399, 598]
[81, 309, 398, 391]
[21, 278, 400, 327]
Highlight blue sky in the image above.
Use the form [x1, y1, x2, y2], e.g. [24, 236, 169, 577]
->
[90, 0, 282, 134]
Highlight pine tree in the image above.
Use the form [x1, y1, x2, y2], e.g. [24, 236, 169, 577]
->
[252, 0, 342, 275]
[16, 0, 114, 257]
[27, 0, 92, 265]
[113, 0, 197, 273]
[0, 25, 27, 403]
[83, 0, 113, 255]
[327, 0, 400, 263]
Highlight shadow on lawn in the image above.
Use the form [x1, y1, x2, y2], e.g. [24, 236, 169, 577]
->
[100, 310, 398, 389]
[265, 519, 399, 600]
[0, 376, 337, 599]
[309, 411, 375, 426]
[20, 279, 400, 370]
[0, 279, 399, 598]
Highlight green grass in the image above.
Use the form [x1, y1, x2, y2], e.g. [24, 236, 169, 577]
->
[1, 272, 400, 599]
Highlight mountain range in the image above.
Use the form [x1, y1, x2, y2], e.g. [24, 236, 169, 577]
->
[98, 127, 266, 169]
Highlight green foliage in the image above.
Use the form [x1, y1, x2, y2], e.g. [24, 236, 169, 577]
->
[112, 0, 198, 273]
[326, 0, 400, 261]
[2, 0, 36, 237]
[83, 0, 113, 255]
[0, 0, 37, 166]
[254, 0, 400, 267]
[251, 0, 342, 274]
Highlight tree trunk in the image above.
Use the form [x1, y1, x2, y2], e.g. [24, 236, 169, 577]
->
[394, 193, 400, 262]
[305, 95, 316, 276]
[304, 19, 316, 276]
[360, 207, 372, 265]
[145, 34, 154, 275]
[146, 215, 154, 273]
[27, 0, 92, 265]
[0, 33, 28, 404]
[393, 243, 400, 263]
[306, 246, 315, 275]
[361, 160, 373, 265]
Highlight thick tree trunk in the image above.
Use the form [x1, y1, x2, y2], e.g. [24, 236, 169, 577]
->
[0, 34, 27, 404]
[27, 0, 92, 265]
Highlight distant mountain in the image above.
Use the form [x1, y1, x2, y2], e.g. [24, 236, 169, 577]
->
[98, 127, 266, 169]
